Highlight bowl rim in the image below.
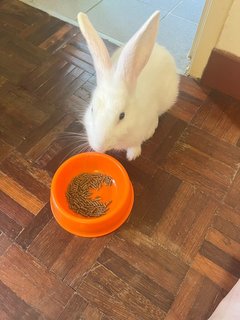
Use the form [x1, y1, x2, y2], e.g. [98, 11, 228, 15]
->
[51, 152, 132, 223]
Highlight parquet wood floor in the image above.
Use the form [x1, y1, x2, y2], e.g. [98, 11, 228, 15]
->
[0, 1, 240, 319]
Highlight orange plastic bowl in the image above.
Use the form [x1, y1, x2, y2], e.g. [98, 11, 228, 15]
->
[50, 152, 134, 237]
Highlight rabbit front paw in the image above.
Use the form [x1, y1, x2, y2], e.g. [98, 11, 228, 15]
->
[126, 146, 141, 161]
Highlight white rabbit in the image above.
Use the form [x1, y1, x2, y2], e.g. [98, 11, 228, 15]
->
[77, 11, 179, 161]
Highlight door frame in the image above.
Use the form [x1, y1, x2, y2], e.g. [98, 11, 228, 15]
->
[188, 0, 234, 78]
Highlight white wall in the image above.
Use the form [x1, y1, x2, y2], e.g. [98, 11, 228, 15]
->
[216, 0, 240, 56]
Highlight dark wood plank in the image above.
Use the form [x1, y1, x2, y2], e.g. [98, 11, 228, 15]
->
[16, 203, 52, 249]
[0, 244, 74, 320]
[79, 304, 104, 320]
[166, 269, 226, 320]
[192, 253, 238, 291]
[0, 74, 7, 87]
[61, 49, 95, 74]
[0, 210, 22, 239]
[179, 76, 208, 102]
[0, 169, 44, 215]
[0, 80, 56, 115]
[0, 281, 44, 320]
[61, 94, 89, 113]
[187, 278, 224, 320]
[98, 248, 174, 312]
[153, 182, 218, 263]
[34, 63, 75, 97]
[25, 114, 75, 162]
[217, 204, 240, 227]
[17, 110, 69, 154]
[0, 0, 46, 27]
[27, 18, 66, 46]
[39, 24, 78, 54]
[142, 113, 187, 164]
[57, 294, 88, 320]
[0, 153, 50, 203]
[128, 169, 181, 235]
[212, 214, 240, 243]
[205, 228, 240, 265]
[78, 262, 165, 320]
[0, 107, 31, 146]
[181, 125, 240, 167]
[109, 231, 188, 295]
[169, 76, 207, 123]
[0, 232, 12, 256]
[42, 66, 84, 104]
[54, 71, 91, 105]
[114, 154, 158, 197]
[28, 219, 73, 268]
[2, 32, 48, 64]
[21, 56, 67, 92]
[164, 126, 238, 200]
[0, 190, 33, 227]
[0, 34, 47, 83]
[192, 91, 240, 146]
[0, 138, 13, 162]
[74, 79, 94, 102]
[200, 240, 240, 278]
[64, 44, 93, 65]
[50, 236, 110, 289]
[38, 140, 74, 173]
[225, 169, 240, 210]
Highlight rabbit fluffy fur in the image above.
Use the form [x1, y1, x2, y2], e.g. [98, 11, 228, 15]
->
[78, 11, 179, 160]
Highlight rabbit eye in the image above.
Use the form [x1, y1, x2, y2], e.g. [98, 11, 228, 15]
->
[119, 112, 125, 120]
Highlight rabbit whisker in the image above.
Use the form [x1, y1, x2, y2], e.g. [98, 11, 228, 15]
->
[58, 136, 88, 141]
[60, 131, 87, 136]
[58, 132, 88, 141]
[61, 143, 90, 162]
[57, 137, 88, 145]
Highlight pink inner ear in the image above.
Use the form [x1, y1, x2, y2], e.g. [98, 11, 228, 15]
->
[77, 13, 112, 83]
[115, 11, 160, 89]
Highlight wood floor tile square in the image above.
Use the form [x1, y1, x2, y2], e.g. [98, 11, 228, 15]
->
[164, 126, 239, 200]
[153, 182, 218, 263]
[192, 91, 240, 145]
[0, 244, 74, 319]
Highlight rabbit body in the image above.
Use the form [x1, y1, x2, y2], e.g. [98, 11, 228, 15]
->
[78, 11, 179, 160]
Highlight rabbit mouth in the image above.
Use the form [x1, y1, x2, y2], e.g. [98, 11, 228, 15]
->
[90, 144, 107, 153]
[94, 147, 106, 153]
[89, 137, 112, 154]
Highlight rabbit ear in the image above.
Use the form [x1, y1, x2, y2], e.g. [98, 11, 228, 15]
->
[77, 13, 112, 83]
[115, 11, 160, 90]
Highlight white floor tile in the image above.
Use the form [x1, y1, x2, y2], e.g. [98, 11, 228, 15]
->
[171, 0, 205, 23]
[136, 0, 182, 13]
[87, 0, 169, 43]
[20, 0, 102, 22]
[157, 14, 198, 73]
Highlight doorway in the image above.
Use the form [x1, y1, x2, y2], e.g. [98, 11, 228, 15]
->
[20, 0, 205, 74]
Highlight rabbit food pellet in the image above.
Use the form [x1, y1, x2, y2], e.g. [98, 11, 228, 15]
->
[66, 173, 113, 217]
